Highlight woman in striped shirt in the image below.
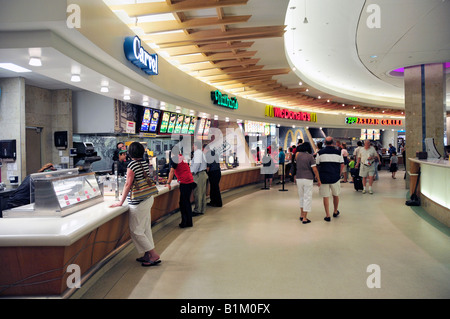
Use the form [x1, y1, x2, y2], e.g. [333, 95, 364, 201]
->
[110, 142, 161, 267]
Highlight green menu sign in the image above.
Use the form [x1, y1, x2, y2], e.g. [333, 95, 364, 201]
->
[211, 90, 238, 109]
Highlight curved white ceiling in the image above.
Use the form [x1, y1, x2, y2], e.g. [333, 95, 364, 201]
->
[285, 0, 450, 110]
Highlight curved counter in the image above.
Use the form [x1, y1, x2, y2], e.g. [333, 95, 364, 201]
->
[0, 166, 262, 297]
[409, 158, 450, 227]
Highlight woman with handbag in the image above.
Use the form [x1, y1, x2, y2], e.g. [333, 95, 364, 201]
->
[110, 142, 161, 267]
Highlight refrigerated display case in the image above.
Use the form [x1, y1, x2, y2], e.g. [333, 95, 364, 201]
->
[2, 168, 103, 218]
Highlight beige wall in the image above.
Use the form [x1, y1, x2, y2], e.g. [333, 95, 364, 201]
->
[0, 77, 26, 185]
[25, 86, 73, 167]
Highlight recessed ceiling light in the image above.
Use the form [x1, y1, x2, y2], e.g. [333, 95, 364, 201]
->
[29, 57, 42, 67]
[71, 74, 81, 82]
[0, 63, 32, 73]
[318, 96, 321, 99]
[124, 95, 130, 101]
[101, 86, 109, 93]
[327, 100, 330, 103]
[306, 89, 309, 92]
[143, 101, 149, 106]
[299, 81, 302, 86]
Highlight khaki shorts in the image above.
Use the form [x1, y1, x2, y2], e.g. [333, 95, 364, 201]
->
[359, 164, 376, 177]
[319, 181, 341, 197]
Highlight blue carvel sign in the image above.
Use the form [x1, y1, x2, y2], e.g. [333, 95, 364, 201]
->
[124, 36, 158, 75]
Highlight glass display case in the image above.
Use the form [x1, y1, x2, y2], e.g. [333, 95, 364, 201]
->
[3, 168, 104, 218]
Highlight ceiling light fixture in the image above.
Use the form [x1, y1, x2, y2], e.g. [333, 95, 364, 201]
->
[0, 63, 32, 73]
[71, 74, 81, 82]
[101, 86, 109, 93]
[29, 57, 42, 67]
[123, 95, 130, 101]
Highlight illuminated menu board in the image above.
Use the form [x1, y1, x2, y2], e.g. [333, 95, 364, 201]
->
[149, 110, 160, 133]
[244, 120, 266, 134]
[188, 117, 197, 135]
[361, 129, 381, 140]
[167, 113, 177, 134]
[203, 119, 211, 138]
[159, 111, 170, 134]
[140, 108, 151, 132]
[181, 115, 191, 134]
[197, 118, 206, 139]
[174, 114, 184, 134]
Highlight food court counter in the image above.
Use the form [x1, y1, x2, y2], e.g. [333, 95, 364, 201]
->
[0, 165, 262, 297]
[408, 158, 450, 227]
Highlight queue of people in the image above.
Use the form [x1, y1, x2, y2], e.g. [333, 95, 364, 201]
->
[272, 137, 404, 225]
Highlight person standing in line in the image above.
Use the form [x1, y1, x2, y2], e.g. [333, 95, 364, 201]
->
[316, 136, 344, 222]
[167, 151, 196, 228]
[191, 141, 208, 216]
[276, 147, 285, 184]
[340, 142, 349, 183]
[262, 147, 274, 188]
[390, 151, 399, 179]
[295, 142, 321, 224]
[110, 142, 161, 267]
[204, 145, 222, 207]
[355, 140, 380, 194]
[285, 147, 293, 182]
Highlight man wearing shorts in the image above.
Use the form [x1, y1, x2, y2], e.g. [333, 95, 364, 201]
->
[356, 140, 380, 194]
[316, 136, 344, 222]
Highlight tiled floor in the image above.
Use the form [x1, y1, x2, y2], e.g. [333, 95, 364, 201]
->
[75, 169, 450, 299]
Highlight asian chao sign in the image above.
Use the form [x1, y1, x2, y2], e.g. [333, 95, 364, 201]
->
[345, 117, 403, 126]
[124, 36, 158, 75]
[265, 105, 317, 122]
[211, 90, 238, 109]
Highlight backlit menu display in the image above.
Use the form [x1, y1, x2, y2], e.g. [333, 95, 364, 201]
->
[159, 111, 170, 134]
[167, 113, 177, 134]
[149, 110, 160, 133]
[181, 116, 191, 134]
[174, 114, 185, 134]
[188, 117, 197, 135]
[140, 108, 151, 132]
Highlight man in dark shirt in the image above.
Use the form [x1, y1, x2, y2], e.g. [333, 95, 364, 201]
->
[112, 149, 128, 176]
[204, 145, 222, 207]
[316, 137, 344, 222]
[6, 163, 56, 209]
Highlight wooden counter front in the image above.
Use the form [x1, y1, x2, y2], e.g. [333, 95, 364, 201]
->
[0, 166, 262, 297]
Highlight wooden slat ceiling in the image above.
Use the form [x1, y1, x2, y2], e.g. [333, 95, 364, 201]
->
[108, 0, 403, 116]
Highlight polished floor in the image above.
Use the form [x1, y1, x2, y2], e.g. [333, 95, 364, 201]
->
[74, 168, 450, 299]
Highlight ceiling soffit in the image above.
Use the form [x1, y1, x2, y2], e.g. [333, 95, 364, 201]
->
[106, 0, 404, 116]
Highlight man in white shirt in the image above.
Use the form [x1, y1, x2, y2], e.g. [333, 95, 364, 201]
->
[191, 141, 208, 215]
[356, 140, 380, 194]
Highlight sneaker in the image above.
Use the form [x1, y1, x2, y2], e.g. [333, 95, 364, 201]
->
[369, 189, 373, 194]
[362, 189, 366, 194]
[324, 217, 331, 222]
[333, 210, 340, 217]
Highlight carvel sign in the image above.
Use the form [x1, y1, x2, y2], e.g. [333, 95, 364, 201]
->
[265, 105, 317, 122]
[345, 117, 403, 126]
[124, 36, 158, 75]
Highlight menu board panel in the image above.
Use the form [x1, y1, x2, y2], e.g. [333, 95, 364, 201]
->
[188, 117, 197, 135]
[167, 113, 177, 134]
[149, 110, 160, 133]
[140, 108, 151, 132]
[174, 114, 185, 134]
[181, 115, 191, 134]
[159, 111, 170, 134]
[197, 118, 206, 139]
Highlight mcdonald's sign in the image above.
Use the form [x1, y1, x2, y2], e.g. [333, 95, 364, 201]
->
[284, 129, 304, 150]
[265, 105, 317, 122]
